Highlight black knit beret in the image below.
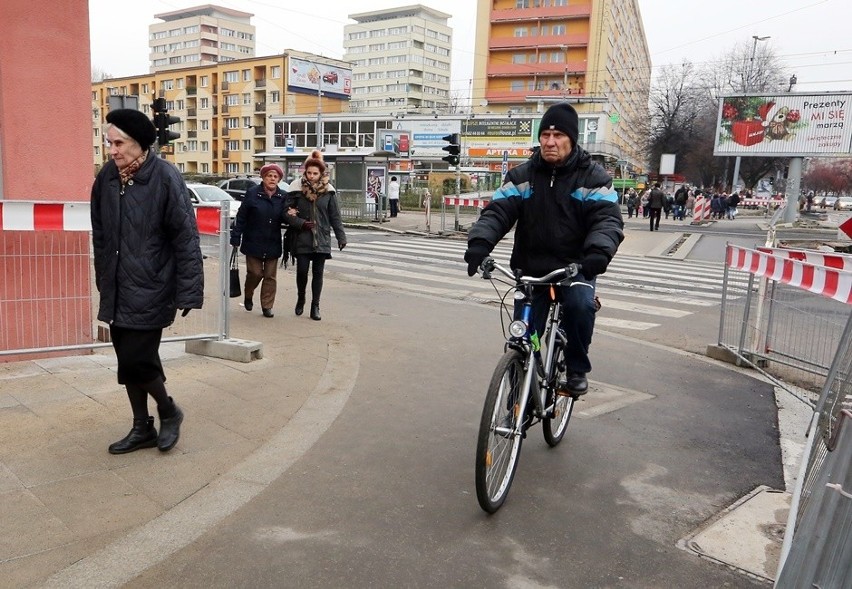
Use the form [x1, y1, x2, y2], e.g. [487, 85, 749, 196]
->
[106, 109, 157, 151]
[539, 102, 579, 146]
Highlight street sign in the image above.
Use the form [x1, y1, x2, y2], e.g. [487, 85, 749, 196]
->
[501, 151, 508, 176]
[285, 137, 294, 153]
[839, 216, 852, 240]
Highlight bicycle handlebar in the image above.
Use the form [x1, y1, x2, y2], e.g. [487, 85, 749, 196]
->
[480, 257, 580, 284]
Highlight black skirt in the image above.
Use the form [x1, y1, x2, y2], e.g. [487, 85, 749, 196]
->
[110, 326, 166, 385]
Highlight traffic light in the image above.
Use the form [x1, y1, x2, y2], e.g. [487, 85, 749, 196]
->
[153, 97, 181, 147]
[442, 133, 460, 167]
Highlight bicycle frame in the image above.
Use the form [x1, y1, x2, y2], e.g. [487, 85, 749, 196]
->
[486, 261, 574, 436]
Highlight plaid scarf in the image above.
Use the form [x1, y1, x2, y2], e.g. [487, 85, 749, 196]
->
[118, 150, 148, 186]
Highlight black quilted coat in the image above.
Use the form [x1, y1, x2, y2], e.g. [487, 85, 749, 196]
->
[91, 154, 204, 329]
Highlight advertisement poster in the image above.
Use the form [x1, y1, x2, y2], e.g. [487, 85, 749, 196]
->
[288, 57, 351, 98]
[380, 130, 411, 157]
[394, 119, 459, 158]
[464, 118, 535, 157]
[714, 93, 852, 157]
[366, 167, 385, 205]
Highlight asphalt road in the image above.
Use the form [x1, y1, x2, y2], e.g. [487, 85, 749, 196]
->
[128, 278, 778, 588]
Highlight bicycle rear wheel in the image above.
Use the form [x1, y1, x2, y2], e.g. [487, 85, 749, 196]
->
[475, 349, 525, 513]
[543, 344, 575, 447]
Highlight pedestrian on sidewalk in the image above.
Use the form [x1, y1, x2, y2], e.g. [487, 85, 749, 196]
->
[626, 189, 637, 218]
[647, 182, 665, 231]
[230, 163, 288, 318]
[388, 175, 400, 217]
[464, 102, 623, 396]
[92, 109, 203, 454]
[285, 150, 347, 321]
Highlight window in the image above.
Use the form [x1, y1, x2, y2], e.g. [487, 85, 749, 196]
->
[200, 76, 209, 87]
[226, 95, 239, 106]
[512, 54, 526, 64]
[242, 140, 251, 151]
[552, 25, 566, 35]
[241, 117, 251, 128]
[516, 0, 530, 7]
[271, 66, 281, 79]
[224, 71, 239, 82]
[201, 120, 209, 130]
[201, 163, 209, 174]
[176, 99, 184, 109]
[388, 26, 407, 35]
[201, 141, 209, 151]
[514, 27, 528, 37]
[270, 91, 280, 103]
[242, 93, 251, 105]
[243, 69, 251, 81]
[227, 117, 239, 129]
[177, 79, 184, 89]
[162, 79, 174, 90]
[186, 140, 197, 151]
[511, 80, 524, 92]
[200, 97, 209, 109]
[227, 140, 239, 151]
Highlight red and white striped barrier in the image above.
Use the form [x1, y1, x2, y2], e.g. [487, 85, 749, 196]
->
[443, 196, 490, 208]
[727, 245, 852, 304]
[757, 246, 852, 271]
[0, 201, 222, 236]
[692, 196, 711, 223]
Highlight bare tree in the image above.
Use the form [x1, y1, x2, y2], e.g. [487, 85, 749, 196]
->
[92, 67, 112, 83]
[647, 62, 703, 175]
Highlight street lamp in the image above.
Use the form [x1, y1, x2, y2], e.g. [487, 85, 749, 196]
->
[732, 35, 770, 192]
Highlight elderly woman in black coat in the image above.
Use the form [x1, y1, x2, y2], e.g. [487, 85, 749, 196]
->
[91, 109, 204, 455]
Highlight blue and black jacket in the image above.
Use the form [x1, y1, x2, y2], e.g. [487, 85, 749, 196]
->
[468, 146, 623, 276]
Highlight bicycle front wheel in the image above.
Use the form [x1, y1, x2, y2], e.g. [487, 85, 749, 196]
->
[475, 349, 526, 513]
[543, 344, 575, 447]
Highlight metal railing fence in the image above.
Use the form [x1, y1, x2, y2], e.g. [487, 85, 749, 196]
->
[0, 201, 231, 359]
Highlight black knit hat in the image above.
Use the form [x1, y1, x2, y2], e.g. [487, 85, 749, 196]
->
[539, 102, 579, 146]
[106, 109, 156, 151]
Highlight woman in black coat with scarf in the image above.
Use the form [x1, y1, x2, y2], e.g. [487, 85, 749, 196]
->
[285, 151, 346, 321]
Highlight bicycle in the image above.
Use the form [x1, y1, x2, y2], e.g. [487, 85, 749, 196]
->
[474, 256, 582, 513]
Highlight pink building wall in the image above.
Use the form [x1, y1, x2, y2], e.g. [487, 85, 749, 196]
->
[0, 0, 95, 360]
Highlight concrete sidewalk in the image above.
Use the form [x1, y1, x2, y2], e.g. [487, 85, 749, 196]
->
[0, 210, 802, 587]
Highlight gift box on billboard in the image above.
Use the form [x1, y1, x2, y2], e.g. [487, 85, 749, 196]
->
[731, 120, 765, 146]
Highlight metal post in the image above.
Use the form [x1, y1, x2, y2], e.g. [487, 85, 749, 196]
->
[219, 201, 230, 339]
[718, 247, 731, 346]
[783, 157, 803, 224]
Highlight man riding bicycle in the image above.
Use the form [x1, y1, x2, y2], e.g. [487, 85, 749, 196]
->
[464, 102, 624, 395]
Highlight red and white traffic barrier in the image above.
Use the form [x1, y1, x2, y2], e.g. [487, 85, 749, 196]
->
[727, 245, 852, 304]
[0, 201, 222, 236]
[692, 196, 711, 223]
[443, 196, 490, 208]
[757, 246, 852, 272]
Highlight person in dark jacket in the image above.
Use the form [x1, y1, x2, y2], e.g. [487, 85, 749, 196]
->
[230, 163, 288, 317]
[647, 183, 666, 231]
[285, 150, 347, 321]
[464, 102, 623, 395]
[91, 109, 203, 455]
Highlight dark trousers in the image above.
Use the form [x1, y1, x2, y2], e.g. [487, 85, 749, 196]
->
[649, 207, 662, 230]
[295, 253, 326, 302]
[514, 279, 597, 374]
[389, 199, 399, 217]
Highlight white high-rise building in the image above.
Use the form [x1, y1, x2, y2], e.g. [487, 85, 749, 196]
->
[344, 5, 452, 114]
[149, 5, 256, 73]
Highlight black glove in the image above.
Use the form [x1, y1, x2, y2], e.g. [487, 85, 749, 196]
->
[303, 220, 316, 231]
[230, 238, 240, 247]
[180, 308, 191, 317]
[338, 242, 346, 251]
[579, 252, 608, 280]
[464, 241, 490, 277]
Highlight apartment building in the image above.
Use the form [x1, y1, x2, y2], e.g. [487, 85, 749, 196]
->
[150, 5, 256, 73]
[92, 52, 352, 176]
[344, 5, 452, 115]
[472, 0, 651, 172]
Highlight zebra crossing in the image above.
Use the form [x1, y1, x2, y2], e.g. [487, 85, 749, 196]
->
[329, 233, 748, 332]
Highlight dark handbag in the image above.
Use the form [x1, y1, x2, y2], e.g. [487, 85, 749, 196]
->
[229, 247, 241, 298]
[282, 227, 297, 268]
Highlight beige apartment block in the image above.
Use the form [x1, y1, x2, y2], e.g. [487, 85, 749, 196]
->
[92, 52, 352, 177]
[472, 0, 651, 173]
[344, 5, 452, 115]
[149, 5, 256, 74]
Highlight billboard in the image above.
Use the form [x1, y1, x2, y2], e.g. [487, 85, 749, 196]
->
[464, 118, 534, 158]
[288, 57, 351, 99]
[392, 119, 459, 158]
[714, 93, 852, 157]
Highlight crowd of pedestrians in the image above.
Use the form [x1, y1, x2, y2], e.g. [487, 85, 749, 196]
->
[623, 184, 746, 226]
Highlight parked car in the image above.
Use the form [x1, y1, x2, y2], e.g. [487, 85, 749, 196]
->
[217, 176, 260, 201]
[186, 183, 239, 221]
[834, 197, 852, 211]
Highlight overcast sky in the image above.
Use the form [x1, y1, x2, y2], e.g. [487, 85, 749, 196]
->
[88, 0, 851, 96]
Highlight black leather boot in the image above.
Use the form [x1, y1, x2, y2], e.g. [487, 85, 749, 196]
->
[157, 398, 184, 452]
[295, 294, 305, 316]
[310, 301, 321, 321]
[108, 416, 158, 454]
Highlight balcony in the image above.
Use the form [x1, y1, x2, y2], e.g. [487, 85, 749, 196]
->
[255, 101, 266, 112]
[489, 33, 589, 50]
[187, 108, 197, 118]
[221, 80, 229, 91]
[222, 149, 229, 159]
[255, 78, 266, 88]
[487, 61, 587, 77]
[186, 86, 197, 96]
[253, 125, 266, 136]
[187, 130, 197, 139]
[221, 104, 229, 114]
[222, 126, 230, 137]
[484, 87, 587, 103]
[490, 5, 591, 22]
